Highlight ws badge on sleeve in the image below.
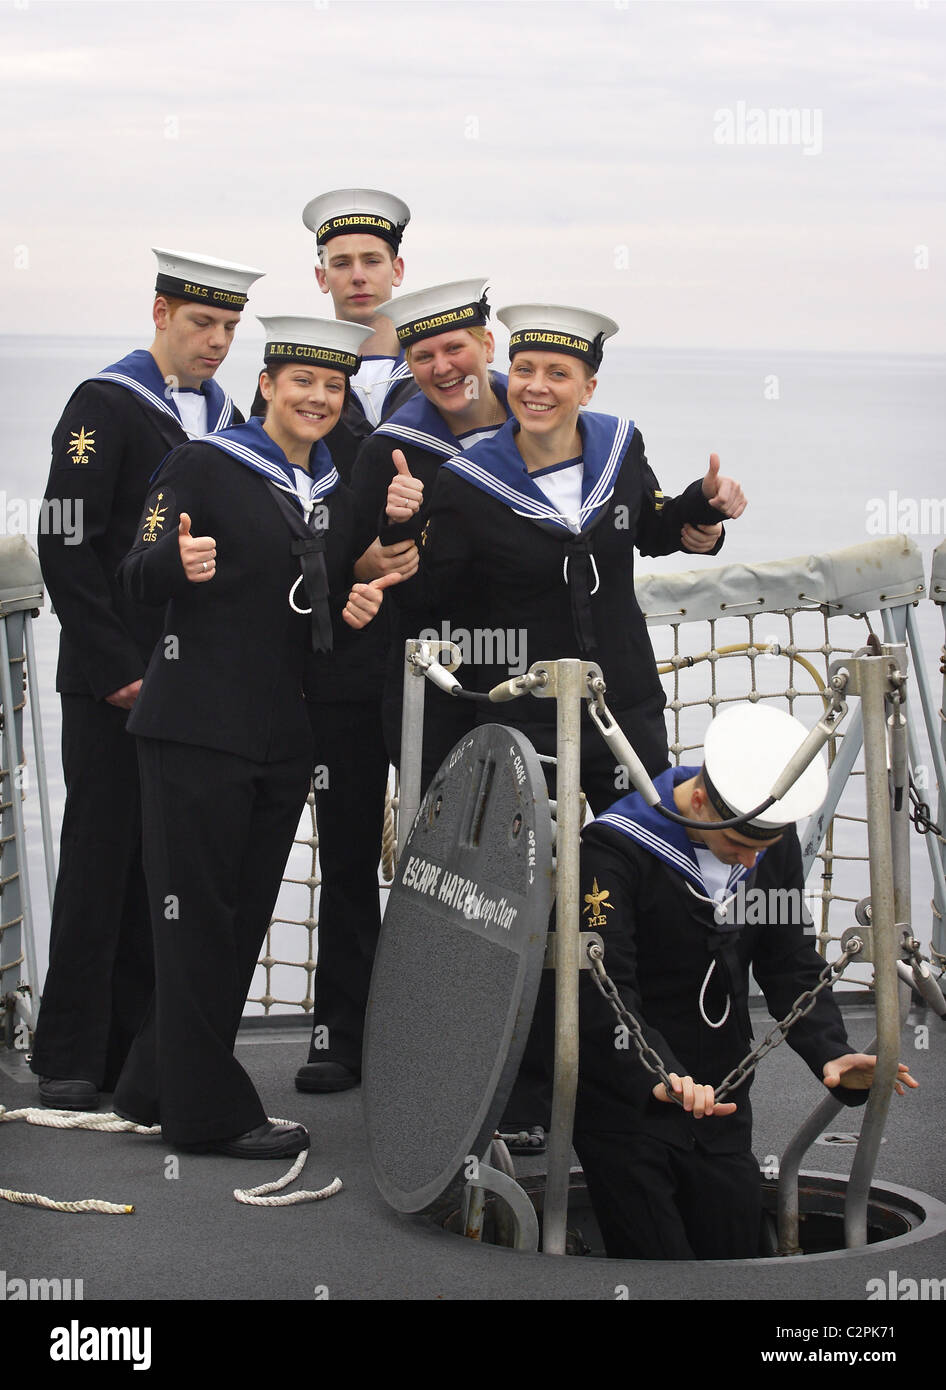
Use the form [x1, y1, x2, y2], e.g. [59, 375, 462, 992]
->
[363, 724, 553, 1215]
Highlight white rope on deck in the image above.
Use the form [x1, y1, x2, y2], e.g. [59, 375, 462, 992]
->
[0, 1105, 343, 1212]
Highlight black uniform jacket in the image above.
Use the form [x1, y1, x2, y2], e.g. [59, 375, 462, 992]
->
[119, 441, 366, 763]
[549, 819, 865, 1154]
[393, 420, 723, 732]
[344, 379, 510, 755]
[302, 376, 420, 706]
[40, 379, 244, 700]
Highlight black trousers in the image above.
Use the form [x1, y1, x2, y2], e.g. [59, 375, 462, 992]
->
[31, 695, 153, 1090]
[114, 738, 311, 1145]
[304, 698, 389, 1072]
[573, 1130, 762, 1260]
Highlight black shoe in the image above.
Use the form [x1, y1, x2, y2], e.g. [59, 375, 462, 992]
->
[178, 1121, 310, 1159]
[38, 1077, 100, 1111]
[295, 1062, 360, 1093]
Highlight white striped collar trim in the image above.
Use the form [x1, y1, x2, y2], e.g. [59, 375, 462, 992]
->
[95, 371, 234, 437]
[375, 422, 460, 459]
[202, 434, 339, 505]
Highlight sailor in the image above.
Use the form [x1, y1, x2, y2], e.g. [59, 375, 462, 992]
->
[111, 316, 400, 1157]
[354, 278, 511, 781]
[304, 186, 417, 454]
[32, 249, 262, 1112]
[387, 302, 747, 814]
[292, 190, 418, 1095]
[558, 703, 919, 1258]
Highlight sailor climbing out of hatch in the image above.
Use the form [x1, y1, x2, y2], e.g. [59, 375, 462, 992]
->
[32, 248, 261, 1113]
[292, 188, 419, 1097]
[549, 703, 919, 1259]
[353, 277, 513, 786]
[110, 316, 402, 1158]
[385, 302, 748, 815]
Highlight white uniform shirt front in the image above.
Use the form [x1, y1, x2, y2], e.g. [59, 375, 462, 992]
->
[171, 389, 209, 439]
[530, 457, 584, 533]
[351, 356, 399, 426]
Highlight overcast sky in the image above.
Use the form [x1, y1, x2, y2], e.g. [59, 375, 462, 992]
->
[1, 0, 943, 352]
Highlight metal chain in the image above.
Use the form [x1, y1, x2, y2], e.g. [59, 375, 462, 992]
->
[710, 943, 860, 1099]
[909, 778, 943, 840]
[585, 939, 860, 1104]
[586, 943, 682, 1102]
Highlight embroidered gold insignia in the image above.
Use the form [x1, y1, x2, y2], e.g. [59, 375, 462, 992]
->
[421, 520, 430, 547]
[141, 492, 168, 543]
[67, 426, 96, 464]
[653, 489, 665, 512]
[583, 878, 613, 927]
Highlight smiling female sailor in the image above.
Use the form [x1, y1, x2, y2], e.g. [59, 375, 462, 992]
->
[292, 281, 511, 1099]
[388, 303, 747, 815]
[350, 278, 511, 779]
[111, 316, 400, 1158]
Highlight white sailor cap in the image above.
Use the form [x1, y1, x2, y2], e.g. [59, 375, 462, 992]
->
[497, 303, 619, 372]
[702, 703, 828, 840]
[374, 278, 490, 348]
[257, 315, 371, 375]
[152, 248, 264, 310]
[301, 188, 411, 253]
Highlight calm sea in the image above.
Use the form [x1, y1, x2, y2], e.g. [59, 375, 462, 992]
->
[2, 335, 944, 997]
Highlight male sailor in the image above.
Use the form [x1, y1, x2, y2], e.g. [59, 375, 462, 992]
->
[305, 186, 416, 444]
[559, 703, 918, 1259]
[32, 249, 263, 1110]
[294, 189, 416, 1093]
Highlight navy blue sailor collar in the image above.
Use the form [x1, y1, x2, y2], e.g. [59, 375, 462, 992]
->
[593, 765, 762, 899]
[192, 416, 340, 511]
[93, 349, 235, 434]
[443, 408, 633, 534]
[373, 373, 510, 459]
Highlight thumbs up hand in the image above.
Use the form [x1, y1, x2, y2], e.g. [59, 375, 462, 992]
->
[701, 454, 747, 519]
[386, 449, 424, 522]
[178, 511, 217, 583]
[342, 570, 405, 629]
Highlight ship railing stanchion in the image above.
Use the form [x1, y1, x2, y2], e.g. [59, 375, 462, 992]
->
[0, 537, 45, 1044]
[842, 645, 908, 1248]
[396, 638, 461, 863]
[22, 613, 57, 912]
[537, 659, 585, 1255]
[919, 541, 946, 962]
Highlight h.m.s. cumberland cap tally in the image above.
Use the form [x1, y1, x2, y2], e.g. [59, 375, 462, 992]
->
[257, 316, 371, 375]
[497, 303, 619, 372]
[301, 188, 411, 254]
[374, 278, 490, 348]
[152, 248, 265, 310]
